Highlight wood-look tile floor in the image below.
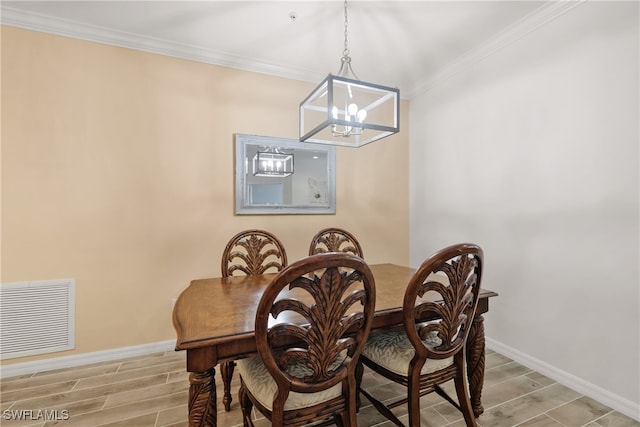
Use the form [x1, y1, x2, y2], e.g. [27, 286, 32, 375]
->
[1, 349, 637, 427]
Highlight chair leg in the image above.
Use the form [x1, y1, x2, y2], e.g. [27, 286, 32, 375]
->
[238, 381, 254, 427]
[407, 376, 422, 427]
[454, 355, 477, 427]
[345, 381, 359, 427]
[220, 361, 235, 411]
[355, 362, 364, 411]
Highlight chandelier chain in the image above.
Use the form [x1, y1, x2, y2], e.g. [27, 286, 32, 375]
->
[337, 0, 358, 79]
[343, 0, 349, 57]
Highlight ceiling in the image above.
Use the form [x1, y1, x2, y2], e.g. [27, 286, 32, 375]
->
[2, 1, 556, 98]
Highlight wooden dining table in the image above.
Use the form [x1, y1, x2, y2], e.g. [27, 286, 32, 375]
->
[172, 263, 498, 427]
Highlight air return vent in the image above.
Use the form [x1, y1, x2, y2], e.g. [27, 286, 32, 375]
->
[1, 279, 75, 359]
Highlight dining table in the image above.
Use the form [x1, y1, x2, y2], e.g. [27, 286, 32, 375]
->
[172, 263, 498, 427]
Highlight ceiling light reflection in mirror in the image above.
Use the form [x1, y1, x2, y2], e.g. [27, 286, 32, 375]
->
[235, 134, 336, 215]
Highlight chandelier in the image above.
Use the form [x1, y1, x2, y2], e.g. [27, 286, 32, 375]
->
[299, 0, 400, 148]
[252, 148, 294, 177]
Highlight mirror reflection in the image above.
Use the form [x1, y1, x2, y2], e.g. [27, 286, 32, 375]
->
[235, 134, 336, 215]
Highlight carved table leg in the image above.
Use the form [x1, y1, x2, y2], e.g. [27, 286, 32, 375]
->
[220, 361, 235, 411]
[466, 314, 486, 417]
[189, 368, 217, 427]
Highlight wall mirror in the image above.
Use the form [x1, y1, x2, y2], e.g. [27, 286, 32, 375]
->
[235, 134, 336, 215]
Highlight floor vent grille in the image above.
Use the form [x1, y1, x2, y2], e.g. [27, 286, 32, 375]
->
[1, 279, 75, 359]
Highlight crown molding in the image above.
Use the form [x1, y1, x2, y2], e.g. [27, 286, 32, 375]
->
[1, 1, 585, 99]
[407, 0, 586, 98]
[0, 5, 325, 84]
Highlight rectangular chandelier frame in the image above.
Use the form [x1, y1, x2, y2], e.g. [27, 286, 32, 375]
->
[300, 74, 400, 148]
[252, 150, 294, 177]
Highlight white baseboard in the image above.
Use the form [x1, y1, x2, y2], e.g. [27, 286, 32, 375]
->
[0, 340, 176, 379]
[486, 337, 640, 421]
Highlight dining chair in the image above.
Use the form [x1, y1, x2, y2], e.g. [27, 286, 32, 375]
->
[221, 229, 288, 277]
[308, 227, 364, 257]
[237, 252, 376, 426]
[220, 229, 288, 411]
[357, 243, 484, 427]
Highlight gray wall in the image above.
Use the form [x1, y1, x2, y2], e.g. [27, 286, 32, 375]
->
[409, 1, 638, 417]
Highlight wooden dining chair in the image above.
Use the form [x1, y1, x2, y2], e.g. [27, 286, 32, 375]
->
[221, 229, 288, 277]
[220, 229, 288, 411]
[236, 252, 376, 427]
[308, 227, 364, 257]
[357, 243, 484, 427]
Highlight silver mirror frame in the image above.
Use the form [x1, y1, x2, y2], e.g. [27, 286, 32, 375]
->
[234, 134, 336, 215]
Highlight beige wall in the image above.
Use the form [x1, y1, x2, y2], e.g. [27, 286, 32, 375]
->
[1, 26, 409, 364]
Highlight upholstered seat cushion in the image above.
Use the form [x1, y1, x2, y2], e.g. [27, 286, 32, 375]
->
[362, 325, 453, 376]
[236, 356, 342, 411]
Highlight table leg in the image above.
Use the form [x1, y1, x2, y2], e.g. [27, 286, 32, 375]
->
[188, 368, 217, 427]
[466, 314, 486, 417]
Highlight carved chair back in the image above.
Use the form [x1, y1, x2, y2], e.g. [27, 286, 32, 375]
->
[221, 229, 288, 277]
[219, 229, 289, 411]
[308, 227, 364, 257]
[255, 252, 375, 425]
[403, 243, 483, 367]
